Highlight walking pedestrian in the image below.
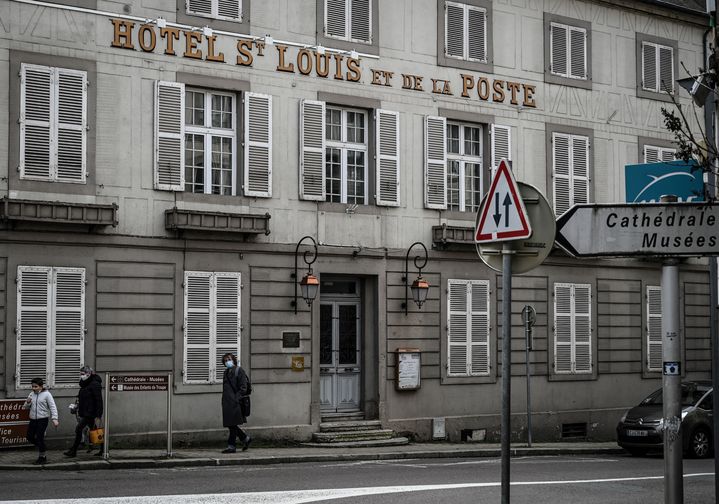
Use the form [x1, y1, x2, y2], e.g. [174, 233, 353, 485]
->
[63, 366, 104, 457]
[23, 378, 59, 465]
[221, 353, 251, 453]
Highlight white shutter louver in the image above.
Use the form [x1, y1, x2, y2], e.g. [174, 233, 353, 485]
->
[491, 124, 511, 174]
[20, 65, 52, 180]
[299, 100, 326, 201]
[424, 115, 447, 209]
[16, 267, 51, 388]
[569, 27, 586, 79]
[642, 42, 657, 92]
[469, 281, 490, 375]
[572, 135, 590, 205]
[56, 69, 87, 183]
[244, 92, 272, 197]
[155, 81, 185, 191]
[214, 273, 241, 383]
[644, 145, 660, 164]
[553, 133, 571, 216]
[659, 46, 674, 93]
[573, 284, 592, 373]
[326, 0, 347, 39]
[375, 109, 400, 207]
[217, 0, 241, 20]
[554, 283, 573, 374]
[447, 280, 469, 376]
[52, 268, 85, 387]
[184, 272, 212, 384]
[550, 23, 567, 76]
[467, 7, 486, 62]
[660, 148, 676, 162]
[350, 0, 371, 42]
[647, 286, 662, 371]
[187, 0, 212, 16]
[445, 2, 464, 58]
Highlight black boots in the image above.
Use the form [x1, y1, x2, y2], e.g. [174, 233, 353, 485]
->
[33, 456, 47, 465]
[63, 448, 77, 457]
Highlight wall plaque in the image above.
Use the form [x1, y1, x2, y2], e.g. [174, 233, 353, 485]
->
[395, 348, 421, 391]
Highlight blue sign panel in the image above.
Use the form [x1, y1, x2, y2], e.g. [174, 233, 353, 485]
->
[625, 160, 703, 203]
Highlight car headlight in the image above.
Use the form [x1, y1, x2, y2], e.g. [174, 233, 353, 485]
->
[681, 408, 690, 420]
[619, 412, 627, 423]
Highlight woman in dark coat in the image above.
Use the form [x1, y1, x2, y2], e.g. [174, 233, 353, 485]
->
[221, 353, 251, 453]
[64, 366, 103, 457]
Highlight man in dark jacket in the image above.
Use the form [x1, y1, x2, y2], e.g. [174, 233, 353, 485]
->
[64, 366, 103, 457]
[221, 353, 251, 453]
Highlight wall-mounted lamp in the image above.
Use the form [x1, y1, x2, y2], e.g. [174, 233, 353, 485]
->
[401, 242, 429, 315]
[291, 236, 319, 314]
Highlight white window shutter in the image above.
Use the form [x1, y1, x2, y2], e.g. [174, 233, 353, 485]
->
[16, 267, 51, 389]
[467, 7, 486, 62]
[20, 64, 52, 180]
[572, 135, 590, 205]
[299, 99, 326, 201]
[244, 92, 272, 197]
[642, 42, 657, 92]
[550, 23, 567, 76]
[52, 268, 85, 387]
[644, 145, 660, 164]
[445, 2, 465, 58]
[214, 273, 241, 383]
[154, 81, 185, 191]
[447, 280, 469, 376]
[217, 0, 242, 20]
[187, 0, 212, 16]
[424, 115, 447, 210]
[184, 272, 212, 384]
[491, 124, 511, 174]
[375, 109, 400, 207]
[573, 284, 592, 373]
[469, 280, 490, 376]
[659, 46, 674, 93]
[647, 286, 662, 371]
[326, 0, 347, 38]
[569, 27, 586, 79]
[56, 69, 87, 183]
[350, 0, 371, 42]
[660, 148, 676, 162]
[553, 133, 571, 216]
[554, 283, 573, 374]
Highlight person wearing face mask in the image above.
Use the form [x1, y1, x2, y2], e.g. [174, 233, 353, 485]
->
[221, 353, 251, 453]
[64, 366, 104, 457]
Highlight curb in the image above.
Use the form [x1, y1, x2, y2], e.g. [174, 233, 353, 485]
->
[0, 446, 626, 471]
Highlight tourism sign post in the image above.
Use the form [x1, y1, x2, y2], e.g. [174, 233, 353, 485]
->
[555, 200, 716, 504]
[475, 160, 553, 504]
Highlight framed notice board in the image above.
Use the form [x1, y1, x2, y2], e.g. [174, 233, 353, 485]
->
[395, 348, 421, 391]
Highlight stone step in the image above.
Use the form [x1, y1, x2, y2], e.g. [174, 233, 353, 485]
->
[319, 420, 383, 433]
[302, 437, 410, 448]
[312, 429, 395, 443]
[320, 411, 365, 423]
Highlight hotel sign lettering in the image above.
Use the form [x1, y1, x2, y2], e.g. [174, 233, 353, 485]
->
[110, 18, 537, 109]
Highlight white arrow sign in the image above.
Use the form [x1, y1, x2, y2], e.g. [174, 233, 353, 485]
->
[475, 159, 532, 243]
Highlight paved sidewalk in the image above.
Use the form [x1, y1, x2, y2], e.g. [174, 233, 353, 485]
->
[0, 442, 625, 471]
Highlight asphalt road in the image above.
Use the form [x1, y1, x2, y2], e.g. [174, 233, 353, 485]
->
[0, 454, 715, 504]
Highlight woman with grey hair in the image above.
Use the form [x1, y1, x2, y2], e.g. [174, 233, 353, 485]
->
[64, 366, 104, 457]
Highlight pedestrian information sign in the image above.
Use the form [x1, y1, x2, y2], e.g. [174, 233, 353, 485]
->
[475, 159, 532, 243]
[109, 375, 168, 392]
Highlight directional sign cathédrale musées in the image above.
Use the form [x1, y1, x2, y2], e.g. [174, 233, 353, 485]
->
[556, 203, 719, 257]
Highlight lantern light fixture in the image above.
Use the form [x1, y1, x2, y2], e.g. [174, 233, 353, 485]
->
[402, 242, 430, 315]
[291, 236, 319, 313]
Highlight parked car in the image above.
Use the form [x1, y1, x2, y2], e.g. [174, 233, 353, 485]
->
[616, 380, 713, 458]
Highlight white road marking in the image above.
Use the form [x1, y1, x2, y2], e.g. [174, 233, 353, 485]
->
[2, 473, 713, 504]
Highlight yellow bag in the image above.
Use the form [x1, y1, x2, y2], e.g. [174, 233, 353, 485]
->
[89, 427, 104, 445]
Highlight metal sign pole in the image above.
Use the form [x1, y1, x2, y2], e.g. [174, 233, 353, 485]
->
[501, 244, 513, 504]
[522, 305, 535, 448]
[103, 373, 109, 460]
[662, 258, 682, 504]
[167, 372, 173, 458]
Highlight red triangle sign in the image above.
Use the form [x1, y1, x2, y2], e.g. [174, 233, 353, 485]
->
[475, 159, 532, 243]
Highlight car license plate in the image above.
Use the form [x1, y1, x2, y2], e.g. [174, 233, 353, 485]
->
[626, 430, 648, 437]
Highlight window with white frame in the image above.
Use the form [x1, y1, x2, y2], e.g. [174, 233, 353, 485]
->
[552, 132, 589, 216]
[186, 0, 242, 21]
[445, 1, 487, 63]
[446, 122, 483, 212]
[19, 64, 87, 183]
[16, 266, 85, 389]
[155, 82, 272, 197]
[325, 0, 371, 43]
[643, 145, 676, 164]
[447, 279, 490, 376]
[325, 107, 368, 204]
[183, 272, 241, 384]
[185, 89, 237, 195]
[642, 41, 674, 94]
[646, 286, 662, 372]
[554, 283, 592, 375]
[550, 22, 587, 80]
